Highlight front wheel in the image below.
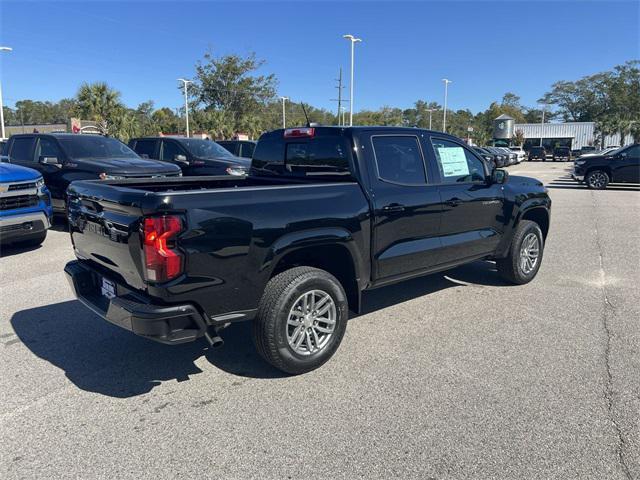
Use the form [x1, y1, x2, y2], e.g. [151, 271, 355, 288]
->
[253, 266, 349, 374]
[586, 170, 609, 189]
[497, 220, 544, 285]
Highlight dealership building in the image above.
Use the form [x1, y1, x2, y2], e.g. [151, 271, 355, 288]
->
[493, 114, 630, 150]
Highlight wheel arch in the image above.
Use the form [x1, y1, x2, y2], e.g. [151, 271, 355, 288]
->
[521, 207, 550, 240]
[265, 229, 364, 313]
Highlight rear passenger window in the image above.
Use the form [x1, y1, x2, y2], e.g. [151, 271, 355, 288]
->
[431, 138, 486, 183]
[132, 140, 156, 158]
[371, 135, 426, 185]
[10, 137, 35, 162]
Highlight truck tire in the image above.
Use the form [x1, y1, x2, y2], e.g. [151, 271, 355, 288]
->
[496, 220, 544, 285]
[253, 266, 349, 374]
[586, 170, 609, 189]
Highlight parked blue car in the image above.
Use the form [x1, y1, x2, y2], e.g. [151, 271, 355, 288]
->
[0, 163, 53, 247]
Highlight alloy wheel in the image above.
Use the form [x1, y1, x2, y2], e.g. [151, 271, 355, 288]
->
[286, 290, 336, 356]
[519, 233, 540, 275]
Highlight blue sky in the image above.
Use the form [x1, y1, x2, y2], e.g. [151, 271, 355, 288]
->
[1, 0, 638, 114]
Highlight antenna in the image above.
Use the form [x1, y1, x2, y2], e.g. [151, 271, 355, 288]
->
[300, 102, 311, 127]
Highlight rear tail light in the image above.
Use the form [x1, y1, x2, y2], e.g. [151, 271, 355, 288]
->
[142, 215, 184, 282]
[284, 127, 315, 138]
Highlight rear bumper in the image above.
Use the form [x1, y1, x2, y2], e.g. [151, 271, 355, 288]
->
[0, 211, 51, 243]
[64, 260, 208, 344]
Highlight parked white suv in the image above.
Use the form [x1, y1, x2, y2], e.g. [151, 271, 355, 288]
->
[509, 146, 527, 163]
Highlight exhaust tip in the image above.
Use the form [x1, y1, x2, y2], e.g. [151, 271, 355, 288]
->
[205, 331, 224, 348]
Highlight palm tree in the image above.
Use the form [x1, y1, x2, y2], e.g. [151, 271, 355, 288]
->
[76, 82, 123, 134]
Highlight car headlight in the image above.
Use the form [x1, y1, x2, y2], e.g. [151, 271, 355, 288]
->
[575, 160, 586, 166]
[35, 178, 45, 189]
[226, 166, 248, 176]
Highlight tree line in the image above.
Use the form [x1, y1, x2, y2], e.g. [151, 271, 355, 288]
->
[3, 53, 638, 145]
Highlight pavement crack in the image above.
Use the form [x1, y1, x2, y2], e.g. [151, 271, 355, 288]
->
[590, 191, 632, 480]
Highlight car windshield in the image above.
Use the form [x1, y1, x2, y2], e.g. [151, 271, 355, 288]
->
[179, 139, 235, 159]
[58, 135, 139, 159]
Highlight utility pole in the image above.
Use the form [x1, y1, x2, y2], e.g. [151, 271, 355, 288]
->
[177, 78, 192, 138]
[330, 67, 348, 126]
[280, 96, 288, 128]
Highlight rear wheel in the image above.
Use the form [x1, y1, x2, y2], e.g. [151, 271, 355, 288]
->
[497, 220, 544, 285]
[586, 170, 609, 189]
[253, 266, 348, 374]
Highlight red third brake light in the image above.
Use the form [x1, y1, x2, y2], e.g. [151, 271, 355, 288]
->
[284, 127, 315, 138]
[142, 215, 184, 282]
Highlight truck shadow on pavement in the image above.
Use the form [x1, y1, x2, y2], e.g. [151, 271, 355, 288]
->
[11, 261, 506, 397]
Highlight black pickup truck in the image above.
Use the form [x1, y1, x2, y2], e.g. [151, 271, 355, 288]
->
[65, 126, 551, 374]
[3, 134, 181, 214]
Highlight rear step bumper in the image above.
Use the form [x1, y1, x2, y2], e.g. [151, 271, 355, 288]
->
[64, 260, 208, 344]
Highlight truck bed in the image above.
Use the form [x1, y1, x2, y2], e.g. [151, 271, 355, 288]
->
[66, 175, 370, 320]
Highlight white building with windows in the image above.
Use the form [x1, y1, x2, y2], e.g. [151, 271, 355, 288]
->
[512, 122, 630, 150]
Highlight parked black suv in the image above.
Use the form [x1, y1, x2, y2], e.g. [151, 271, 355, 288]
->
[528, 146, 547, 161]
[2, 134, 181, 213]
[572, 144, 640, 189]
[65, 126, 551, 374]
[129, 137, 250, 176]
[553, 146, 571, 162]
[216, 140, 257, 159]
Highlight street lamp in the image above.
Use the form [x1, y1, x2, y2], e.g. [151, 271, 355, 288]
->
[0, 46, 13, 140]
[442, 79, 452, 133]
[343, 34, 362, 127]
[280, 96, 288, 129]
[177, 78, 192, 138]
[426, 108, 436, 130]
[539, 104, 546, 147]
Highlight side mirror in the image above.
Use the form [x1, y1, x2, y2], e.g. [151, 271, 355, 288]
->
[174, 154, 189, 164]
[0, 155, 10, 163]
[491, 168, 508, 184]
[40, 156, 61, 167]
[139, 153, 149, 159]
[620, 152, 627, 158]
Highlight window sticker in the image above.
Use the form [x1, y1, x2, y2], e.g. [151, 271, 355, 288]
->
[437, 146, 469, 177]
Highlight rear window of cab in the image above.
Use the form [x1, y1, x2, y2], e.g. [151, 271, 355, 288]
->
[252, 131, 353, 179]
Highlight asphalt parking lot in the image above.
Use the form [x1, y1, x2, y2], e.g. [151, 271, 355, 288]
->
[1, 162, 638, 479]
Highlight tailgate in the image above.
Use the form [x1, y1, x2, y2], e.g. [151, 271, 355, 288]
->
[67, 182, 150, 291]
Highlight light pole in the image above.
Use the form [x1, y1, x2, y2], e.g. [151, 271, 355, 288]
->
[539, 105, 546, 147]
[426, 108, 435, 130]
[343, 34, 362, 127]
[280, 96, 288, 128]
[177, 78, 192, 138]
[442, 79, 452, 132]
[0, 46, 12, 140]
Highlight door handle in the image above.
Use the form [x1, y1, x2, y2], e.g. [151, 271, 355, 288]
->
[382, 203, 405, 213]
[446, 198, 461, 207]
